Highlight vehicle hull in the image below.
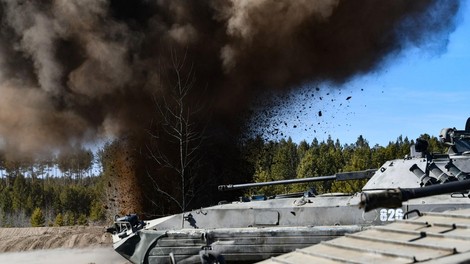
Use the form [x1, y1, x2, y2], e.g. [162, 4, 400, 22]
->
[115, 225, 364, 264]
[113, 194, 470, 264]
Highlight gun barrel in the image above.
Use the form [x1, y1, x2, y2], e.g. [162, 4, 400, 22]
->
[218, 169, 376, 191]
[360, 178, 470, 212]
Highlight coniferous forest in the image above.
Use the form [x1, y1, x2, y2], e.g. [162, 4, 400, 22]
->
[0, 133, 445, 227]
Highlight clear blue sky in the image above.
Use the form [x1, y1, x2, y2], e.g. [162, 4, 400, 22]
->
[278, 2, 470, 147]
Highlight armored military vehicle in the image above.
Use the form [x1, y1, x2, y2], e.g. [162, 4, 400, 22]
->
[108, 118, 470, 264]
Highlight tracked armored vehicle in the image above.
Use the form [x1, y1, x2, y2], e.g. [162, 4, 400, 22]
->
[108, 118, 470, 264]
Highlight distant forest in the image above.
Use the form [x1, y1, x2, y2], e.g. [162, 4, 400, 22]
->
[0, 133, 445, 227]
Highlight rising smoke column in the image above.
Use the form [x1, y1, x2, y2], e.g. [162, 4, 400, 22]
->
[0, 0, 461, 213]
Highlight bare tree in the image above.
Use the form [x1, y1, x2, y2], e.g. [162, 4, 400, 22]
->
[147, 49, 207, 213]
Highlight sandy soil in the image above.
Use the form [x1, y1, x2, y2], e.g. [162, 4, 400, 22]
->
[0, 226, 110, 252]
[0, 226, 130, 264]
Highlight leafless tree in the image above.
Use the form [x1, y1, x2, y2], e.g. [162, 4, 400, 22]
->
[147, 49, 207, 213]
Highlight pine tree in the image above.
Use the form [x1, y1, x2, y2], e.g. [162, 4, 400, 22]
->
[77, 214, 88, 226]
[89, 201, 105, 222]
[54, 213, 64, 226]
[63, 211, 75, 226]
[30, 207, 45, 227]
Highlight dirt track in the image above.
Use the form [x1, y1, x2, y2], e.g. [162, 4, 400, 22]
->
[0, 226, 111, 252]
[0, 226, 130, 263]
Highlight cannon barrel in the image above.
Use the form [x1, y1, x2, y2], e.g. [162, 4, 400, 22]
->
[218, 169, 376, 191]
[359, 178, 470, 212]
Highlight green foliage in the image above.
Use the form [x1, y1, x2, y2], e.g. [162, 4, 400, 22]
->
[12, 175, 29, 212]
[29, 181, 44, 210]
[54, 213, 64, 226]
[30, 207, 45, 227]
[59, 185, 92, 215]
[63, 211, 75, 226]
[0, 188, 12, 213]
[0, 143, 106, 227]
[89, 200, 105, 222]
[270, 138, 299, 193]
[244, 133, 447, 196]
[0, 168, 103, 227]
[77, 214, 88, 226]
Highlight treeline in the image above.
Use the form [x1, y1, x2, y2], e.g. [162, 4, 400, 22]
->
[0, 147, 105, 227]
[0, 176, 105, 227]
[0, 133, 445, 227]
[241, 134, 445, 196]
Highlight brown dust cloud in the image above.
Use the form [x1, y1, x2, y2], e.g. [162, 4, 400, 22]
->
[0, 0, 463, 214]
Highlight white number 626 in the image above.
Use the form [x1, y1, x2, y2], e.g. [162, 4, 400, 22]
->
[379, 208, 404, 221]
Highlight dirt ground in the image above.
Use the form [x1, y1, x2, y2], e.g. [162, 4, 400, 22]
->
[0, 226, 130, 263]
[0, 226, 110, 252]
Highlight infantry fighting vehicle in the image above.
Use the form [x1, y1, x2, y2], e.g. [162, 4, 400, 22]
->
[108, 118, 470, 264]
